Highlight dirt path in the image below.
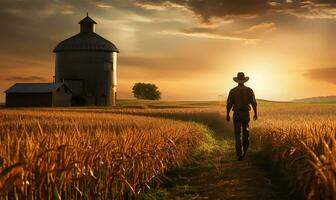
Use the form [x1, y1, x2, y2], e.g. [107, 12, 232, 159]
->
[161, 128, 287, 200]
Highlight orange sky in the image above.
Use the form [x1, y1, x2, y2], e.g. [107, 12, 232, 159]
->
[1, 0, 336, 101]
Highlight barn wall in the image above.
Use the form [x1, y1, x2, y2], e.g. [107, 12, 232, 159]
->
[55, 51, 114, 106]
[52, 86, 72, 107]
[6, 93, 52, 107]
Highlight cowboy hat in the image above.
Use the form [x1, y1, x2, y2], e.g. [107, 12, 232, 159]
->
[233, 72, 249, 83]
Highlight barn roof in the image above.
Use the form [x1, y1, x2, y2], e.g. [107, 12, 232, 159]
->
[5, 83, 71, 94]
[53, 32, 119, 52]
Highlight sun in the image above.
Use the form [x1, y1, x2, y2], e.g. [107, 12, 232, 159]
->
[246, 72, 266, 90]
[240, 61, 285, 100]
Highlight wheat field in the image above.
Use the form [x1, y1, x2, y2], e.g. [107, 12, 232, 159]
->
[250, 103, 336, 200]
[0, 102, 335, 199]
[114, 103, 336, 200]
[0, 109, 203, 199]
[125, 103, 336, 200]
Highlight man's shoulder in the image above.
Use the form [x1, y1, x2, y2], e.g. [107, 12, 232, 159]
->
[230, 85, 254, 93]
[230, 86, 240, 91]
[245, 86, 254, 92]
[239, 85, 253, 92]
[229, 86, 239, 94]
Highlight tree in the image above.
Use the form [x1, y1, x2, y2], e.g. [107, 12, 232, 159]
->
[132, 83, 161, 100]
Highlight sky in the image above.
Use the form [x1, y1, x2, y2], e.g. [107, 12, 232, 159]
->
[1, 0, 336, 101]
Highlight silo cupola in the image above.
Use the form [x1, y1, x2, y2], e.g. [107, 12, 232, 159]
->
[79, 13, 97, 33]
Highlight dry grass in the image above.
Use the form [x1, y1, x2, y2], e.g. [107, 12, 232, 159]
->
[131, 103, 336, 200]
[0, 109, 203, 199]
[0, 102, 335, 200]
[251, 103, 336, 200]
[119, 103, 336, 199]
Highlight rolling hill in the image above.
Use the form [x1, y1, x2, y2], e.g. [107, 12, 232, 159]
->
[293, 96, 336, 103]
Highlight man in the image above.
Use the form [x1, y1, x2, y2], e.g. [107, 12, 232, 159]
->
[226, 72, 258, 161]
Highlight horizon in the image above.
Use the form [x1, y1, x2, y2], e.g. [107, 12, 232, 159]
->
[1, 0, 336, 102]
[2, 95, 336, 104]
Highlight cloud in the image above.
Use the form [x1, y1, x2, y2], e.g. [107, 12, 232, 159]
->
[96, 2, 113, 8]
[133, 1, 170, 11]
[0, 0, 152, 64]
[305, 67, 336, 84]
[119, 54, 219, 79]
[135, 0, 272, 23]
[5, 76, 48, 82]
[161, 27, 258, 44]
[135, 0, 336, 23]
[285, 1, 336, 19]
[120, 54, 210, 70]
[235, 22, 277, 34]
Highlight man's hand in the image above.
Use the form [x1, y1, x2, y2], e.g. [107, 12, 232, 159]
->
[226, 115, 230, 122]
[253, 114, 258, 121]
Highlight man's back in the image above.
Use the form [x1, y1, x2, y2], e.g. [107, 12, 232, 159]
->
[226, 72, 258, 161]
[227, 85, 256, 111]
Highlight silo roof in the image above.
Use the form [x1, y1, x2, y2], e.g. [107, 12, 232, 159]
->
[5, 83, 71, 93]
[53, 32, 119, 53]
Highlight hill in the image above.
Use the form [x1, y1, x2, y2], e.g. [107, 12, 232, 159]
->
[293, 95, 336, 103]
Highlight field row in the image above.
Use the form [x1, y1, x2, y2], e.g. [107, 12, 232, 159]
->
[251, 104, 336, 200]
[0, 110, 204, 199]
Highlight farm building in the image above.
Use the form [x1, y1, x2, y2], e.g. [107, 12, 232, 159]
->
[5, 83, 71, 107]
[53, 13, 119, 106]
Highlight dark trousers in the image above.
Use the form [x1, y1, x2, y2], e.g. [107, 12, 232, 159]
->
[233, 111, 250, 157]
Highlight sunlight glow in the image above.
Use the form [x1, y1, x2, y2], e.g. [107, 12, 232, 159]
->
[238, 60, 286, 100]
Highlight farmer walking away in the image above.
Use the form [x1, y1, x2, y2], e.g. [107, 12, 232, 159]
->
[226, 72, 258, 161]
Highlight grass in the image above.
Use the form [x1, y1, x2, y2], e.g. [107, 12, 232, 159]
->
[141, 123, 225, 199]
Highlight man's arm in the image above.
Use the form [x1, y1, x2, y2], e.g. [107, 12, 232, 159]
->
[250, 89, 258, 120]
[252, 103, 257, 120]
[226, 90, 233, 121]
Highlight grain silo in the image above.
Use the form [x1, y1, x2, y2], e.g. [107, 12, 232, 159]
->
[53, 14, 119, 106]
